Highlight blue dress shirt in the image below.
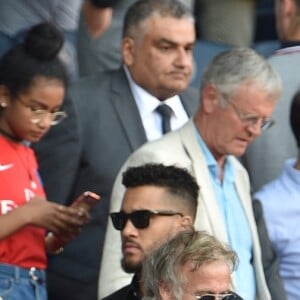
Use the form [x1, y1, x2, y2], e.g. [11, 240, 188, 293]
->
[255, 158, 300, 300]
[196, 130, 256, 300]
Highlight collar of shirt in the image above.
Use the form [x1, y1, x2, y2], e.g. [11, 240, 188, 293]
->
[193, 124, 235, 183]
[275, 42, 300, 55]
[280, 41, 300, 48]
[285, 158, 300, 185]
[124, 66, 189, 141]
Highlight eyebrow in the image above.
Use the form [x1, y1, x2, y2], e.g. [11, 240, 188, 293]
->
[29, 99, 60, 111]
[195, 290, 231, 294]
[156, 38, 194, 47]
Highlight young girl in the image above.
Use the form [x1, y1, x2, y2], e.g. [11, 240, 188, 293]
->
[0, 22, 89, 300]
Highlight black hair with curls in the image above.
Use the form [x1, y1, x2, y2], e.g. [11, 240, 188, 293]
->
[122, 163, 199, 219]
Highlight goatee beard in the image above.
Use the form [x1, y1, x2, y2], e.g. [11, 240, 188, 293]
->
[121, 257, 142, 274]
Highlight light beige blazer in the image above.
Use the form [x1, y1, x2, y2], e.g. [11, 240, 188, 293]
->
[99, 120, 270, 300]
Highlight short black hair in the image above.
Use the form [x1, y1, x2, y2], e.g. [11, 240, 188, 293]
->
[122, 163, 199, 217]
[0, 22, 68, 99]
[290, 90, 300, 148]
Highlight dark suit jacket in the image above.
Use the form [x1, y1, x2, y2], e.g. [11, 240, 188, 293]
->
[33, 67, 199, 298]
[102, 275, 139, 300]
[253, 199, 287, 300]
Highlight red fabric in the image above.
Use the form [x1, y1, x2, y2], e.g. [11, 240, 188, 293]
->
[0, 136, 47, 269]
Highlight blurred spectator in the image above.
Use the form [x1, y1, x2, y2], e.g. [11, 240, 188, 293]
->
[244, 0, 300, 192]
[0, 0, 83, 79]
[77, 0, 135, 76]
[194, 0, 257, 47]
[255, 89, 300, 300]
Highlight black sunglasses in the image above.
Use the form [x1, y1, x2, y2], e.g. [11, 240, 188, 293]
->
[196, 291, 243, 300]
[110, 209, 183, 231]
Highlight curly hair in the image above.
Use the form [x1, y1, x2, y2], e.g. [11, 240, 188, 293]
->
[122, 163, 199, 219]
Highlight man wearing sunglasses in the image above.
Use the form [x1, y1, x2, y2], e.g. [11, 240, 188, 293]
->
[103, 163, 199, 300]
[143, 229, 243, 300]
[102, 48, 284, 300]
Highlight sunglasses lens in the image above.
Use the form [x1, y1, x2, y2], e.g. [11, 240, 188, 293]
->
[110, 212, 126, 230]
[224, 295, 239, 300]
[131, 210, 151, 229]
[110, 210, 152, 230]
[197, 293, 239, 300]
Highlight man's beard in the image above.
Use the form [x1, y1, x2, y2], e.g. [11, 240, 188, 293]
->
[121, 256, 142, 274]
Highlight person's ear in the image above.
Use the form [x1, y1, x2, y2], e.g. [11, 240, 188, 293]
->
[201, 84, 220, 114]
[180, 215, 193, 228]
[159, 282, 173, 300]
[0, 85, 10, 108]
[121, 37, 136, 66]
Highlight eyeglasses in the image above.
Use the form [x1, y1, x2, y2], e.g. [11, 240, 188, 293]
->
[17, 97, 67, 126]
[227, 100, 274, 131]
[195, 291, 243, 300]
[110, 209, 183, 231]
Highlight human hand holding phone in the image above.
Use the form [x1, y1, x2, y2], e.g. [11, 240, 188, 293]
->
[71, 191, 101, 212]
[45, 191, 100, 254]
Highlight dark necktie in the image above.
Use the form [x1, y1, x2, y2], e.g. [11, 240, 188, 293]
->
[156, 104, 173, 134]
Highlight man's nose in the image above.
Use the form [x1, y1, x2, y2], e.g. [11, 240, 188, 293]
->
[174, 48, 192, 67]
[122, 218, 138, 237]
[247, 120, 262, 137]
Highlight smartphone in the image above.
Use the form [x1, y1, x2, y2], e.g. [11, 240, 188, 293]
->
[71, 191, 101, 211]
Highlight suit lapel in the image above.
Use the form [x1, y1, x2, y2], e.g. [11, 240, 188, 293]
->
[110, 69, 198, 151]
[178, 121, 228, 241]
[231, 157, 270, 298]
[110, 68, 147, 151]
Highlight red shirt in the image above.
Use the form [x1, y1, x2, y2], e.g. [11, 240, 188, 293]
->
[0, 136, 47, 269]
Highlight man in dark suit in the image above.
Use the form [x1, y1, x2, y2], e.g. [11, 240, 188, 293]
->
[33, 1, 198, 300]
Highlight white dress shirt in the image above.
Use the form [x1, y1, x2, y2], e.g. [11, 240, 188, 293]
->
[124, 67, 189, 141]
